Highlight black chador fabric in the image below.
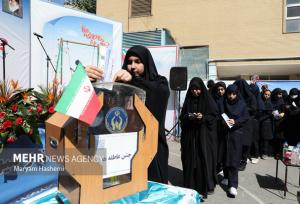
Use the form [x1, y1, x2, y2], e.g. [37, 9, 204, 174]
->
[212, 81, 226, 114]
[271, 88, 285, 112]
[211, 81, 226, 165]
[271, 88, 286, 156]
[257, 93, 273, 140]
[249, 83, 260, 98]
[179, 77, 218, 195]
[234, 79, 257, 115]
[223, 85, 250, 167]
[234, 79, 257, 146]
[122, 45, 170, 183]
[270, 88, 285, 140]
[284, 88, 300, 146]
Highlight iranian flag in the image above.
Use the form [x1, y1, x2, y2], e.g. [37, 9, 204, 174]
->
[55, 64, 100, 125]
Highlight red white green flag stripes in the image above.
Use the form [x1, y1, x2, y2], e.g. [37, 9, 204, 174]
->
[55, 64, 100, 125]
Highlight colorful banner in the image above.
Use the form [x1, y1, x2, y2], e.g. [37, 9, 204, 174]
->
[43, 16, 113, 85]
[30, 0, 122, 88]
[0, 0, 30, 86]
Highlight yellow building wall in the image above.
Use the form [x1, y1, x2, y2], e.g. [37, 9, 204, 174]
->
[97, 0, 300, 60]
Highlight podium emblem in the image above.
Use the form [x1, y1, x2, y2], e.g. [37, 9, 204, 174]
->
[105, 107, 128, 133]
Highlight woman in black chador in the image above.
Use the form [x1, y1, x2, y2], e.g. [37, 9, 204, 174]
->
[114, 45, 170, 183]
[180, 77, 218, 198]
[88, 45, 170, 183]
[222, 84, 249, 197]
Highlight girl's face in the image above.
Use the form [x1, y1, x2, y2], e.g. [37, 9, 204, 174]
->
[277, 92, 283, 98]
[191, 88, 201, 97]
[263, 90, 271, 100]
[227, 92, 237, 101]
[127, 56, 144, 77]
[216, 86, 225, 96]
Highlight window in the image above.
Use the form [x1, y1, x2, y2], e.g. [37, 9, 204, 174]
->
[179, 46, 209, 80]
[285, 0, 300, 32]
[131, 0, 152, 17]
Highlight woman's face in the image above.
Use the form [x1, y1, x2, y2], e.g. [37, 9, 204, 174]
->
[191, 88, 201, 97]
[263, 90, 271, 100]
[216, 86, 225, 96]
[227, 92, 237, 101]
[277, 92, 283, 98]
[127, 56, 144, 77]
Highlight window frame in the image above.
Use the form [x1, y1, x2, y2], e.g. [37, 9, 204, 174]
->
[284, 0, 300, 33]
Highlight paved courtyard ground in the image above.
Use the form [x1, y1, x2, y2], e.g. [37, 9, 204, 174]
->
[167, 138, 299, 204]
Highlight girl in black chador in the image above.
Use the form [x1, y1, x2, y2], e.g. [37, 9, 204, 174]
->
[211, 81, 227, 173]
[257, 89, 274, 158]
[222, 84, 249, 197]
[283, 88, 300, 146]
[180, 77, 218, 199]
[234, 79, 257, 169]
[271, 88, 285, 158]
[87, 45, 170, 184]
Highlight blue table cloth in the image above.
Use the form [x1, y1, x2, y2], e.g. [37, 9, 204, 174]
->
[110, 181, 200, 204]
[21, 181, 200, 204]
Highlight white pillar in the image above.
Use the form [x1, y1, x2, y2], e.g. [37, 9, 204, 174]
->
[208, 63, 217, 80]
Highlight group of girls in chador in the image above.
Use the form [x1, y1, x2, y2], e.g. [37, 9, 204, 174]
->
[180, 77, 299, 199]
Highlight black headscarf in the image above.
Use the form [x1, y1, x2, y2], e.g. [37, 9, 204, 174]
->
[211, 81, 226, 100]
[282, 90, 289, 103]
[224, 84, 247, 120]
[211, 81, 226, 114]
[271, 88, 285, 111]
[257, 90, 273, 111]
[286, 88, 300, 105]
[181, 77, 218, 116]
[122, 45, 159, 81]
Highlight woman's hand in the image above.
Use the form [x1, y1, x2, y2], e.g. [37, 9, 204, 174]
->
[113, 69, 132, 82]
[85, 65, 104, 81]
[196, 112, 203, 120]
[227, 119, 235, 126]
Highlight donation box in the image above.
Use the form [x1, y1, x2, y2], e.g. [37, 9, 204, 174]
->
[45, 82, 158, 204]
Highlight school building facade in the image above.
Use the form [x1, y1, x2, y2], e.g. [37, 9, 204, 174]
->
[96, 0, 300, 80]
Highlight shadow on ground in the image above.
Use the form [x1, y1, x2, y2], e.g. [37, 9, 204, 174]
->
[255, 173, 290, 199]
[168, 165, 183, 187]
[255, 173, 285, 191]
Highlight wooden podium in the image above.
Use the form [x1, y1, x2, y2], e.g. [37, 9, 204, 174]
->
[45, 83, 158, 204]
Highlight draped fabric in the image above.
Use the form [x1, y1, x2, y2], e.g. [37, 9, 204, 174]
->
[257, 93, 274, 140]
[211, 81, 226, 115]
[211, 82, 226, 166]
[234, 80, 257, 146]
[179, 77, 218, 196]
[270, 88, 286, 156]
[249, 83, 260, 98]
[121, 45, 170, 183]
[234, 79, 257, 116]
[271, 88, 285, 112]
